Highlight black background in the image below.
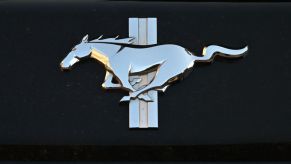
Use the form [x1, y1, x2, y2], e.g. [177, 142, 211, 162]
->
[0, 1, 291, 160]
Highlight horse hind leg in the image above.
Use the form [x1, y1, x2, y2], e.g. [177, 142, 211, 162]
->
[130, 63, 183, 98]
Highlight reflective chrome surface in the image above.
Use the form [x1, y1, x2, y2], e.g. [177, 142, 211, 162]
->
[61, 36, 248, 100]
[128, 18, 158, 128]
[60, 18, 248, 129]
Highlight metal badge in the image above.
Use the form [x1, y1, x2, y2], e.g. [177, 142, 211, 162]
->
[60, 18, 248, 128]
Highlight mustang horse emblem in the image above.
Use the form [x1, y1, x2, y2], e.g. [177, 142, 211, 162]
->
[60, 35, 248, 101]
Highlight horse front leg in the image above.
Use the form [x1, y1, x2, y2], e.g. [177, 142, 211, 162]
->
[110, 66, 136, 92]
[129, 62, 180, 99]
[109, 64, 140, 102]
[102, 71, 121, 89]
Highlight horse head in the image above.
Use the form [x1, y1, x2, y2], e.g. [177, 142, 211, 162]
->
[60, 35, 91, 70]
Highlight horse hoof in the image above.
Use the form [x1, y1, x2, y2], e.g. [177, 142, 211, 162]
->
[120, 94, 153, 102]
[138, 94, 153, 102]
[120, 96, 131, 102]
[101, 83, 106, 89]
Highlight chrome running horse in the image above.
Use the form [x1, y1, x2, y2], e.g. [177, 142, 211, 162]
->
[60, 35, 248, 101]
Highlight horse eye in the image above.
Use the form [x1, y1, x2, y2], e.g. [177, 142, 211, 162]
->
[72, 47, 76, 51]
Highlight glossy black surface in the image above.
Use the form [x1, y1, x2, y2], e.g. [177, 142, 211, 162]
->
[0, 1, 291, 160]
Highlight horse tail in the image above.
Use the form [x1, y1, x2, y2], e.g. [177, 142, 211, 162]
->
[193, 45, 248, 62]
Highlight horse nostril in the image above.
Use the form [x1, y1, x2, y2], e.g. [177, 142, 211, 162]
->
[60, 62, 70, 71]
[60, 62, 65, 68]
[70, 57, 79, 65]
[60, 66, 71, 72]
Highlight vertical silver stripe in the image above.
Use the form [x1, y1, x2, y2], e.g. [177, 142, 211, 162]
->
[147, 87, 158, 127]
[128, 18, 140, 128]
[129, 18, 139, 44]
[147, 18, 157, 45]
[138, 18, 147, 45]
[129, 99, 139, 128]
[147, 18, 158, 128]
[138, 18, 149, 128]
[128, 17, 158, 128]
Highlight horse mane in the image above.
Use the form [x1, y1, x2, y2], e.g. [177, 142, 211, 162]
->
[89, 35, 134, 45]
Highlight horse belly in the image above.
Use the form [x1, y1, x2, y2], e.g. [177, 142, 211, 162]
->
[130, 59, 164, 74]
[117, 45, 190, 73]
